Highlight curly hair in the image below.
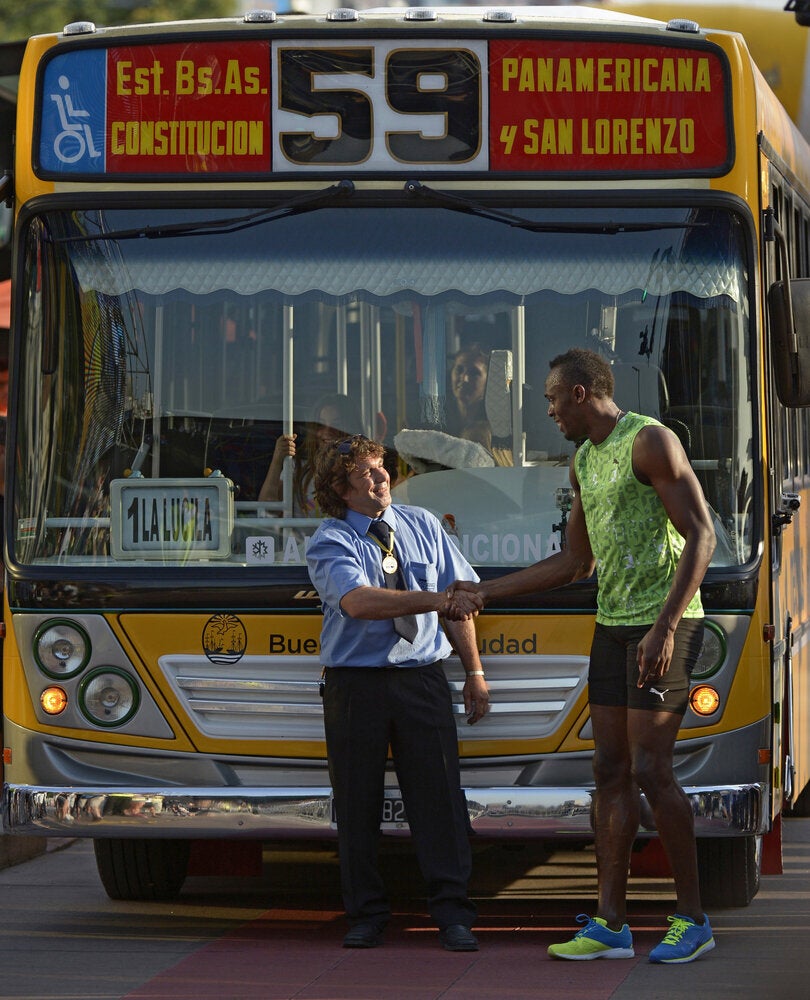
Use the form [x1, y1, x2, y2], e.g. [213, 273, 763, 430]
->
[295, 393, 364, 513]
[313, 436, 387, 519]
[548, 348, 614, 399]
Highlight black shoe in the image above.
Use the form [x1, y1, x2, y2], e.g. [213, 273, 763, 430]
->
[343, 923, 383, 949]
[439, 924, 479, 952]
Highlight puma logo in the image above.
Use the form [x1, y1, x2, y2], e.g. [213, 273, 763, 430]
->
[649, 686, 669, 702]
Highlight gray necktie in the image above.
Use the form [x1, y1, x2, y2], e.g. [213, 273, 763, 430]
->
[367, 520, 419, 643]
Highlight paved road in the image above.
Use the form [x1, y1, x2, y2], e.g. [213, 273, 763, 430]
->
[0, 820, 808, 999]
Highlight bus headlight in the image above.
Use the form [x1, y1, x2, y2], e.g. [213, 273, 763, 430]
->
[691, 620, 726, 679]
[78, 668, 140, 727]
[689, 684, 721, 716]
[34, 621, 90, 678]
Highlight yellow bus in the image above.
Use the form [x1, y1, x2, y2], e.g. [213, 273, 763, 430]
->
[589, 1, 810, 139]
[3, 4, 810, 907]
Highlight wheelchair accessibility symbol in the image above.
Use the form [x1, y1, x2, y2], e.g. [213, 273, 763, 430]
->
[50, 74, 102, 164]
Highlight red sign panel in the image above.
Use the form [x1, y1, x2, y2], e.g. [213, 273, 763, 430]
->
[488, 39, 730, 173]
[105, 42, 271, 174]
[38, 36, 730, 178]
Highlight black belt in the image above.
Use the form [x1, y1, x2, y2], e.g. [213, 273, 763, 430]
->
[319, 661, 443, 695]
[325, 661, 443, 671]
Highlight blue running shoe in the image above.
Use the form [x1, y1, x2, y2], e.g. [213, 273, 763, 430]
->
[548, 914, 634, 960]
[649, 914, 715, 964]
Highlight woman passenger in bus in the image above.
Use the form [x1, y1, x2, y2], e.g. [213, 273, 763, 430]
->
[393, 344, 512, 472]
[445, 343, 493, 450]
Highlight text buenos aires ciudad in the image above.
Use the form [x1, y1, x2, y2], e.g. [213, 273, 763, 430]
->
[497, 52, 714, 160]
[266, 631, 539, 656]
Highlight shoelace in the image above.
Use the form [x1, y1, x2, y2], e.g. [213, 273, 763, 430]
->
[574, 915, 618, 939]
[661, 916, 692, 944]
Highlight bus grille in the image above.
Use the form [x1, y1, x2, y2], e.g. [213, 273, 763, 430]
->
[158, 654, 589, 742]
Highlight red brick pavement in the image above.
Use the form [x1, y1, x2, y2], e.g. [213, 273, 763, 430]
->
[122, 901, 676, 1000]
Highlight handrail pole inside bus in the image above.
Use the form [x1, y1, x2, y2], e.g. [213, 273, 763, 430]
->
[336, 307, 348, 396]
[282, 303, 294, 517]
[359, 302, 371, 434]
[152, 305, 164, 474]
[370, 304, 383, 442]
[513, 304, 526, 467]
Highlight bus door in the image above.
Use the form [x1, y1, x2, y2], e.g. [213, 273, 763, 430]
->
[764, 170, 808, 813]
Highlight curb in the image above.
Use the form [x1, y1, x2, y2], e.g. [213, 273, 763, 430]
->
[0, 834, 48, 870]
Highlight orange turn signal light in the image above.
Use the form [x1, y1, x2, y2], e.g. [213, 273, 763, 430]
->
[40, 687, 68, 715]
[689, 684, 720, 716]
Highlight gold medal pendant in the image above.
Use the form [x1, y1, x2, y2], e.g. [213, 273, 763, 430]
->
[382, 554, 398, 574]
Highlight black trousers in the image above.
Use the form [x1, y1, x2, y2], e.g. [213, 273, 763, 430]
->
[323, 663, 476, 930]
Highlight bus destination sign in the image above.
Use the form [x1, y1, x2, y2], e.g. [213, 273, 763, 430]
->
[110, 478, 234, 560]
[37, 37, 731, 178]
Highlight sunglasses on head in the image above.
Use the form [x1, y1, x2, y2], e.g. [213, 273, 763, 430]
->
[334, 434, 370, 454]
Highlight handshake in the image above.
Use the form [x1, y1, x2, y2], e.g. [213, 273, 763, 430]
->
[440, 581, 486, 622]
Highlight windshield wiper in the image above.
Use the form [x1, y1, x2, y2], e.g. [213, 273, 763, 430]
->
[54, 179, 356, 244]
[404, 180, 708, 234]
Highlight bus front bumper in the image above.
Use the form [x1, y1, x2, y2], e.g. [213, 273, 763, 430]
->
[2, 782, 766, 838]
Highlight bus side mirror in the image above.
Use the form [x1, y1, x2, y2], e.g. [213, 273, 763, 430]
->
[786, 0, 810, 28]
[768, 276, 810, 406]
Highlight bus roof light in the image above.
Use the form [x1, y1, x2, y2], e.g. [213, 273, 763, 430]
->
[63, 22, 96, 35]
[666, 19, 700, 34]
[484, 10, 518, 22]
[243, 10, 277, 23]
[326, 8, 360, 21]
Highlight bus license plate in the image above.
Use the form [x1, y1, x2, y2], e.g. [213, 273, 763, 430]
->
[330, 790, 408, 830]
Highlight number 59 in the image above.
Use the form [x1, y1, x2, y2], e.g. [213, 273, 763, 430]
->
[276, 45, 483, 168]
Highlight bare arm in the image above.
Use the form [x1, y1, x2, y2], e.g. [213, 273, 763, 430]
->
[455, 461, 595, 606]
[443, 616, 490, 724]
[633, 425, 716, 685]
[258, 434, 296, 503]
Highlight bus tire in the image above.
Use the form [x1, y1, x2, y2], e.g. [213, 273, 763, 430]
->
[93, 838, 191, 901]
[696, 835, 761, 908]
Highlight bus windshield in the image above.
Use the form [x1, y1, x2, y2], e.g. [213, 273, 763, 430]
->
[13, 202, 752, 570]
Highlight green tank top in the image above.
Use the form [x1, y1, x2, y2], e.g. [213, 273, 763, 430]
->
[574, 411, 704, 626]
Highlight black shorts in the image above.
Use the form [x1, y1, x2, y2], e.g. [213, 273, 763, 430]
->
[588, 618, 704, 715]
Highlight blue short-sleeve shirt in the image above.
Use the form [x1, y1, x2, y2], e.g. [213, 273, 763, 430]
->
[306, 503, 479, 667]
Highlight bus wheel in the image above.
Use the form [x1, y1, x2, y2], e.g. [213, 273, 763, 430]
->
[93, 838, 191, 901]
[696, 835, 761, 908]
